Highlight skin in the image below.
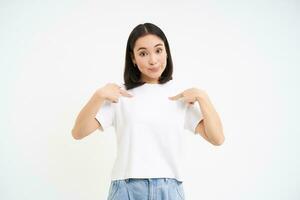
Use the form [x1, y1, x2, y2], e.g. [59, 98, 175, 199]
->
[131, 34, 167, 84]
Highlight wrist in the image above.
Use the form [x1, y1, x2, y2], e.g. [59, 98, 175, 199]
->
[94, 89, 106, 101]
[196, 91, 208, 102]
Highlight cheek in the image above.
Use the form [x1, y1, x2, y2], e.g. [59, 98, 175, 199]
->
[161, 53, 168, 62]
[136, 61, 148, 72]
[135, 58, 145, 66]
[137, 60, 148, 69]
[161, 55, 168, 66]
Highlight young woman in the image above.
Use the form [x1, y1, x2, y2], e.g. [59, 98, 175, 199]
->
[72, 22, 224, 200]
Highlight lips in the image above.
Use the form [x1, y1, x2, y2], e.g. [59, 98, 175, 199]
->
[148, 67, 160, 72]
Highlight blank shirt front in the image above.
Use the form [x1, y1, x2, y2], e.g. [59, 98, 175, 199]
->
[95, 80, 203, 182]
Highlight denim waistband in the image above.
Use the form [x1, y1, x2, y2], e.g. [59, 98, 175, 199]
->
[112, 178, 182, 187]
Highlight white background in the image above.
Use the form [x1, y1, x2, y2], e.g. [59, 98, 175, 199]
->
[1, 0, 299, 199]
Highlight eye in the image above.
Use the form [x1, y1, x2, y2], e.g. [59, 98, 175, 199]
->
[156, 48, 163, 53]
[139, 52, 147, 57]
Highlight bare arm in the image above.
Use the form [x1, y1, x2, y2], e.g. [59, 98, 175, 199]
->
[71, 83, 133, 140]
[195, 93, 224, 146]
[71, 92, 105, 140]
[169, 87, 224, 146]
[195, 120, 211, 143]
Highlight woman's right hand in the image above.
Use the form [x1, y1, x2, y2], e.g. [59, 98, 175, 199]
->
[96, 83, 133, 103]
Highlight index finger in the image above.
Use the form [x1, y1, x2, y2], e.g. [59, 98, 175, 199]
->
[169, 92, 183, 100]
[120, 89, 133, 97]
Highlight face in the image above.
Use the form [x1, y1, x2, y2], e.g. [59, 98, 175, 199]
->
[131, 34, 168, 84]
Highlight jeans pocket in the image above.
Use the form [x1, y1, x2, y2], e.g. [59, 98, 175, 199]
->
[107, 180, 120, 200]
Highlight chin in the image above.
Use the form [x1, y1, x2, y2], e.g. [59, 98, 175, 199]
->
[148, 74, 162, 80]
[143, 69, 164, 80]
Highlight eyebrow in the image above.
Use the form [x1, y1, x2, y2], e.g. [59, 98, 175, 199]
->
[136, 43, 164, 51]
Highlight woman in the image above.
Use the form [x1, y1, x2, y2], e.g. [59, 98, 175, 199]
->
[72, 22, 224, 200]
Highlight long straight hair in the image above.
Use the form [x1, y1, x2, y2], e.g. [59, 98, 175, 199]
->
[123, 23, 173, 90]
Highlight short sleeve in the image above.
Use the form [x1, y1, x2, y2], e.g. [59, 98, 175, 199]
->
[95, 100, 114, 131]
[184, 102, 203, 133]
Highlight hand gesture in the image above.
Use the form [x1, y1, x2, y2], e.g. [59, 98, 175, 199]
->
[97, 83, 133, 103]
[169, 88, 206, 105]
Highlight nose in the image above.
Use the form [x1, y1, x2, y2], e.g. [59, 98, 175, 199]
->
[148, 54, 158, 65]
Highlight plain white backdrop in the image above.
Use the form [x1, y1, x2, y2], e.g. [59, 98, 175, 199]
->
[1, 0, 299, 199]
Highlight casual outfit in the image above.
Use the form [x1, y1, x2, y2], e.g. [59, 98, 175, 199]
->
[95, 80, 203, 200]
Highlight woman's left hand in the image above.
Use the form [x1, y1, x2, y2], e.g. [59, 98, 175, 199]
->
[168, 87, 208, 104]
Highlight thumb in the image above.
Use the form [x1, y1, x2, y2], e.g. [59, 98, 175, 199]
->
[168, 93, 183, 100]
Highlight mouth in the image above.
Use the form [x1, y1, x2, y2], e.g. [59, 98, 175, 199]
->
[148, 67, 160, 73]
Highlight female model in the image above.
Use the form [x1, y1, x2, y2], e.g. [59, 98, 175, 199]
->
[72, 22, 224, 200]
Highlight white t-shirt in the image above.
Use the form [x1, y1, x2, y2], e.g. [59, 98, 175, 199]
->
[95, 80, 203, 182]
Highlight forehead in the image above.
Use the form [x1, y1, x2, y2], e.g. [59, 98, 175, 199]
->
[134, 34, 165, 50]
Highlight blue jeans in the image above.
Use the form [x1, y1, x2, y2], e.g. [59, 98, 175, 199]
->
[107, 178, 185, 200]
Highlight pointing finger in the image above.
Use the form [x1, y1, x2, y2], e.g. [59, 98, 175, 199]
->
[168, 93, 183, 100]
[120, 89, 133, 97]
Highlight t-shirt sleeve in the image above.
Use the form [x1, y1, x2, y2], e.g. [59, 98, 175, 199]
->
[95, 100, 114, 131]
[184, 102, 203, 133]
